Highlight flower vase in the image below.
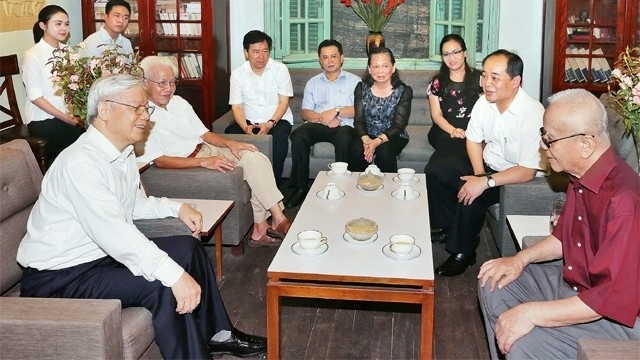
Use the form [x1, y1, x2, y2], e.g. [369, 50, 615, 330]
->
[365, 32, 385, 55]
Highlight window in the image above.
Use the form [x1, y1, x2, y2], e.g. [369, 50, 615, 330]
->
[265, 0, 498, 69]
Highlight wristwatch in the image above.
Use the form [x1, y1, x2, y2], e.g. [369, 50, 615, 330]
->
[334, 108, 340, 117]
[486, 174, 497, 188]
[267, 119, 277, 126]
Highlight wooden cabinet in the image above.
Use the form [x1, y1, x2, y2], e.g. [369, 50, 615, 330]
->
[81, 0, 230, 128]
[552, 0, 639, 94]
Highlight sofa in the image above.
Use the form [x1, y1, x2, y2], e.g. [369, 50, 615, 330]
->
[0, 139, 191, 359]
[139, 134, 272, 247]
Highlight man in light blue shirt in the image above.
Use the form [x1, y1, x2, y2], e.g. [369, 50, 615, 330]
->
[83, 0, 134, 57]
[284, 39, 361, 208]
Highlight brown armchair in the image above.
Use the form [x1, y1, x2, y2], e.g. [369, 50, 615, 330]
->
[0, 54, 48, 174]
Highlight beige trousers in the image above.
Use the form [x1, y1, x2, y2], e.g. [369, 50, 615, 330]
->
[196, 143, 284, 223]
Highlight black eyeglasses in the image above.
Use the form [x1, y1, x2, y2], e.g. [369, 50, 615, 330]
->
[105, 100, 155, 116]
[442, 49, 464, 58]
[539, 127, 589, 148]
[144, 77, 179, 88]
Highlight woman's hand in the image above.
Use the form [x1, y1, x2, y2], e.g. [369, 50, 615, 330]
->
[363, 137, 382, 163]
[63, 114, 83, 127]
[451, 128, 466, 139]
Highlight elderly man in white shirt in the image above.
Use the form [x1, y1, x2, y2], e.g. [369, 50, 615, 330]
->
[83, 0, 134, 57]
[224, 30, 294, 186]
[17, 74, 267, 359]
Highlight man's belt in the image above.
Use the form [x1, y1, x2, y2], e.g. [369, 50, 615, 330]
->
[187, 143, 203, 158]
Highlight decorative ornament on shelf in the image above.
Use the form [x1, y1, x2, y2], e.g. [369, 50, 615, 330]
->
[47, 42, 143, 125]
[339, 0, 405, 54]
[608, 46, 640, 172]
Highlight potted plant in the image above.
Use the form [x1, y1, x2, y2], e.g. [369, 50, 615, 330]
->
[339, 0, 406, 54]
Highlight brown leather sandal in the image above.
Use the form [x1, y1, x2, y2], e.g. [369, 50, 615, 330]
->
[266, 218, 292, 240]
[247, 234, 282, 247]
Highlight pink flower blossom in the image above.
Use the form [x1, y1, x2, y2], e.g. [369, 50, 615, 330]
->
[70, 53, 81, 61]
[70, 75, 79, 82]
[633, 96, 640, 105]
[69, 83, 79, 90]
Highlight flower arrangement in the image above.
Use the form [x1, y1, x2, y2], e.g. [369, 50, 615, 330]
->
[340, 0, 406, 33]
[608, 46, 640, 170]
[47, 42, 142, 123]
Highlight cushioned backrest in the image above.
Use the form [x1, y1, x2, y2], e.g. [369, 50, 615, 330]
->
[600, 94, 638, 169]
[0, 140, 43, 294]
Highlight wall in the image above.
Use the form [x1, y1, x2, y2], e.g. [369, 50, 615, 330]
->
[0, 0, 82, 121]
[228, 0, 264, 71]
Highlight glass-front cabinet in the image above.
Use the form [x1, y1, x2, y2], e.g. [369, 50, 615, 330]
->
[81, 0, 230, 128]
[552, 0, 639, 94]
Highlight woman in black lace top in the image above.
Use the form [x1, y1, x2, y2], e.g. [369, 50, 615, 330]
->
[350, 47, 413, 172]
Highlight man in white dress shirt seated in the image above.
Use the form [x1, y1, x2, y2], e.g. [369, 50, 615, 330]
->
[17, 74, 266, 359]
[83, 0, 134, 57]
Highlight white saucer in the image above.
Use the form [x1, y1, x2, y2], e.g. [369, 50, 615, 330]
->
[291, 242, 329, 256]
[327, 170, 352, 179]
[343, 232, 378, 244]
[391, 190, 420, 201]
[316, 189, 345, 200]
[382, 243, 421, 261]
[356, 184, 385, 193]
[392, 175, 419, 185]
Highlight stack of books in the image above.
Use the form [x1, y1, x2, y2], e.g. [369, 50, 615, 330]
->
[564, 45, 613, 83]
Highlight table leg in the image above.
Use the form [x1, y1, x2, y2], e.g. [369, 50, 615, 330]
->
[266, 281, 280, 359]
[214, 225, 223, 281]
[420, 293, 435, 359]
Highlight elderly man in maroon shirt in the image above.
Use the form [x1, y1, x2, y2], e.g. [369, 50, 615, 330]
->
[477, 89, 640, 359]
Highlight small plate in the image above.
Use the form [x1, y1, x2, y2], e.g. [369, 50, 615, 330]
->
[382, 243, 421, 261]
[356, 184, 385, 193]
[291, 242, 329, 256]
[327, 170, 352, 179]
[343, 232, 379, 244]
[391, 189, 420, 201]
[316, 189, 345, 200]
[392, 176, 419, 185]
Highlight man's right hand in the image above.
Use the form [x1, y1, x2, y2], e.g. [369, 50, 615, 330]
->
[478, 255, 527, 291]
[199, 156, 236, 172]
[171, 272, 201, 314]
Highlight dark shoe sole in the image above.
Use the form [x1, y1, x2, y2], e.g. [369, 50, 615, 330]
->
[430, 230, 448, 244]
[210, 347, 266, 358]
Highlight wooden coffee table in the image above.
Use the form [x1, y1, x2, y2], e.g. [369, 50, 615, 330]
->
[267, 171, 434, 359]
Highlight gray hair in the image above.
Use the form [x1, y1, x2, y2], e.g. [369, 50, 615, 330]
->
[86, 74, 143, 125]
[547, 88, 609, 138]
[140, 55, 179, 78]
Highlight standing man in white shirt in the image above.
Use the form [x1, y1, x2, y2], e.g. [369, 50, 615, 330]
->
[17, 74, 267, 359]
[83, 0, 134, 57]
[225, 30, 294, 186]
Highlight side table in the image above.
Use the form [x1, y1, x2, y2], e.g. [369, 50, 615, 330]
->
[172, 198, 234, 281]
[506, 215, 550, 250]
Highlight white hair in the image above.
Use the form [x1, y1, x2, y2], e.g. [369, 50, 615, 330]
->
[547, 88, 608, 138]
[140, 55, 179, 78]
[86, 74, 143, 125]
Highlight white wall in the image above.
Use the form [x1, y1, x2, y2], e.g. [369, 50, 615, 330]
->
[0, 0, 83, 121]
[229, 0, 264, 70]
[498, 0, 544, 100]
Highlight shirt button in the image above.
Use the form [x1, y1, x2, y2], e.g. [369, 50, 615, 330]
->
[578, 216, 582, 221]
[579, 189, 583, 193]
[573, 286, 578, 291]
[568, 266, 573, 270]
[577, 243, 582, 247]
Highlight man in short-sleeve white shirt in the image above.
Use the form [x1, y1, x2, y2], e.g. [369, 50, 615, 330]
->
[83, 0, 134, 57]
[428, 50, 546, 277]
[225, 30, 293, 185]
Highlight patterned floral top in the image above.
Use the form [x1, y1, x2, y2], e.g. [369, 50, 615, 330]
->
[360, 83, 409, 140]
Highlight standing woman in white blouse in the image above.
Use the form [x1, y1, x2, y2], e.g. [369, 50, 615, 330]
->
[23, 5, 84, 166]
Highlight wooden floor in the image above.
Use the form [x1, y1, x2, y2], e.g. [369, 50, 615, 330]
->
[209, 182, 501, 360]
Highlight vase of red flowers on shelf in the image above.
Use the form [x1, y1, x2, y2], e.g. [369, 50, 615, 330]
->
[47, 42, 142, 124]
[339, 0, 405, 54]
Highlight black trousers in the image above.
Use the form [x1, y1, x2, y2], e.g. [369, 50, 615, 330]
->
[425, 158, 499, 256]
[225, 120, 292, 185]
[288, 123, 355, 188]
[349, 134, 408, 172]
[20, 236, 231, 359]
[27, 118, 85, 166]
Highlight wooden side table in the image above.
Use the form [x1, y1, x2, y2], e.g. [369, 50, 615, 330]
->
[172, 198, 234, 281]
[506, 215, 550, 250]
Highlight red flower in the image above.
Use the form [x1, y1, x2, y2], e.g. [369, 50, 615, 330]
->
[340, 0, 405, 32]
[340, 0, 352, 7]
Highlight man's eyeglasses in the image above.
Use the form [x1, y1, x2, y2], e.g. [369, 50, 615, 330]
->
[105, 100, 155, 116]
[539, 127, 590, 148]
[144, 77, 179, 88]
[442, 49, 464, 58]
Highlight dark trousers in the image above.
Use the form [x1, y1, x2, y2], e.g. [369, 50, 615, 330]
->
[20, 236, 232, 360]
[225, 120, 292, 185]
[288, 123, 355, 188]
[425, 158, 499, 256]
[27, 118, 85, 166]
[349, 134, 408, 172]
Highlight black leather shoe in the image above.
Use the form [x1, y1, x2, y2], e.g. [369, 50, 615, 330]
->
[284, 187, 307, 208]
[435, 253, 476, 276]
[209, 328, 266, 358]
[431, 229, 448, 244]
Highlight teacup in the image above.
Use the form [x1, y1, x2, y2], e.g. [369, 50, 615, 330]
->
[397, 168, 416, 183]
[297, 230, 327, 250]
[389, 234, 415, 256]
[322, 182, 342, 200]
[365, 164, 382, 176]
[329, 162, 348, 175]
[395, 184, 416, 200]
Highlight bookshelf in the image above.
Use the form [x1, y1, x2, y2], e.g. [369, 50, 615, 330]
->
[81, 0, 230, 129]
[552, 0, 639, 94]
